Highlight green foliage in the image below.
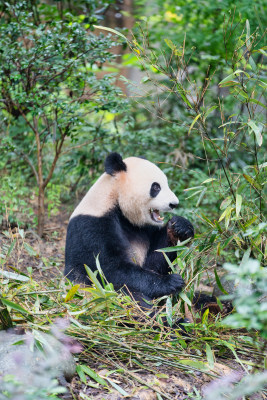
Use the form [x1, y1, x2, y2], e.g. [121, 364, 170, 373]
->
[203, 370, 267, 400]
[123, 11, 266, 271]
[0, 0, 128, 232]
[0, 165, 35, 227]
[135, 0, 266, 74]
[223, 257, 267, 338]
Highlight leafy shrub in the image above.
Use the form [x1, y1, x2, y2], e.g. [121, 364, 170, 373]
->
[223, 257, 267, 339]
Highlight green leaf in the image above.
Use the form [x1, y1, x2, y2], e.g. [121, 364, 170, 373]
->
[236, 194, 242, 217]
[93, 25, 127, 40]
[202, 308, 209, 324]
[79, 364, 107, 386]
[65, 284, 80, 302]
[201, 178, 217, 184]
[179, 359, 209, 372]
[240, 247, 251, 267]
[243, 174, 262, 191]
[204, 105, 218, 118]
[214, 220, 223, 233]
[76, 365, 87, 384]
[188, 113, 201, 134]
[106, 377, 130, 396]
[166, 296, 173, 327]
[164, 38, 176, 51]
[214, 269, 228, 295]
[7, 240, 16, 258]
[219, 69, 250, 86]
[0, 270, 30, 282]
[196, 187, 207, 207]
[179, 292, 192, 306]
[247, 120, 263, 146]
[23, 242, 37, 256]
[220, 197, 232, 210]
[243, 215, 257, 228]
[248, 99, 266, 109]
[176, 84, 193, 109]
[200, 213, 214, 227]
[218, 205, 232, 222]
[1, 298, 30, 314]
[0, 298, 13, 329]
[84, 264, 105, 295]
[206, 343, 214, 369]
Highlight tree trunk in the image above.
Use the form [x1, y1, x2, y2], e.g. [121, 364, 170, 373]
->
[37, 185, 45, 237]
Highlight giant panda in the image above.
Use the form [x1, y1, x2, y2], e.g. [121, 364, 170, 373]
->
[65, 153, 194, 309]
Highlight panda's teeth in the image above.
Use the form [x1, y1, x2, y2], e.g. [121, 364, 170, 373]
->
[150, 208, 164, 223]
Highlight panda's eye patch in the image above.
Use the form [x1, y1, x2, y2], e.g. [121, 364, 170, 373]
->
[150, 182, 161, 198]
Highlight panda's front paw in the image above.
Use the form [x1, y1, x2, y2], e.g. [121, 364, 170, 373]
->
[165, 273, 185, 295]
[167, 216, 194, 244]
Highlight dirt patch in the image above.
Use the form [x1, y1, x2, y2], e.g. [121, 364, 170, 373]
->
[63, 358, 244, 400]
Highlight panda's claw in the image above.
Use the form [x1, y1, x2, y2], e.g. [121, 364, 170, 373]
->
[168, 216, 194, 242]
[164, 273, 185, 295]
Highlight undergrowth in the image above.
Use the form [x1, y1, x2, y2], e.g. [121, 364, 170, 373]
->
[0, 227, 266, 399]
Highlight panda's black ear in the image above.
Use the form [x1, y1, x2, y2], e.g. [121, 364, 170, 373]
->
[105, 152, 127, 176]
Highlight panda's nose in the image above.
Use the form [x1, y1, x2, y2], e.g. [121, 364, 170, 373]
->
[169, 202, 178, 209]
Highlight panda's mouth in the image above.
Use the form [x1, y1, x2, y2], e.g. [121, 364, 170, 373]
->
[150, 208, 164, 223]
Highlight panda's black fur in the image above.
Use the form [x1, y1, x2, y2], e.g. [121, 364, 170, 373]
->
[65, 153, 194, 307]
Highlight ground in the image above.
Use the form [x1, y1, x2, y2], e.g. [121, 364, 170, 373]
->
[0, 208, 264, 400]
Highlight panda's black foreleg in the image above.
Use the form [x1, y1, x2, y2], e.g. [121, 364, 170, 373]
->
[104, 257, 184, 299]
[167, 216, 194, 243]
[142, 225, 178, 275]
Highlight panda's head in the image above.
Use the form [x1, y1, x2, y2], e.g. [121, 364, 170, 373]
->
[105, 153, 179, 227]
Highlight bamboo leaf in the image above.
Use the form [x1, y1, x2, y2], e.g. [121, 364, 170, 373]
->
[248, 98, 267, 109]
[176, 84, 192, 109]
[1, 298, 30, 314]
[164, 38, 176, 51]
[166, 296, 173, 327]
[219, 205, 231, 222]
[0, 298, 13, 329]
[106, 377, 130, 396]
[93, 25, 127, 40]
[179, 359, 209, 372]
[225, 206, 233, 230]
[214, 269, 228, 295]
[7, 239, 16, 258]
[240, 247, 251, 267]
[179, 292, 192, 306]
[65, 284, 80, 302]
[196, 187, 207, 207]
[76, 365, 87, 384]
[188, 113, 201, 134]
[204, 105, 218, 118]
[236, 194, 242, 217]
[0, 270, 30, 282]
[79, 364, 107, 386]
[219, 69, 250, 86]
[84, 265, 105, 295]
[220, 197, 232, 210]
[23, 242, 37, 256]
[206, 343, 214, 369]
[202, 308, 209, 325]
[243, 174, 262, 191]
[247, 120, 263, 146]
[243, 216, 257, 228]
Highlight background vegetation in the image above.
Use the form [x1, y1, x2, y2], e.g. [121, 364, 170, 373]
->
[0, 0, 266, 399]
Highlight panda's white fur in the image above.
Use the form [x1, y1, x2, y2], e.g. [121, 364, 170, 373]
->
[71, 156, 179, 227]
